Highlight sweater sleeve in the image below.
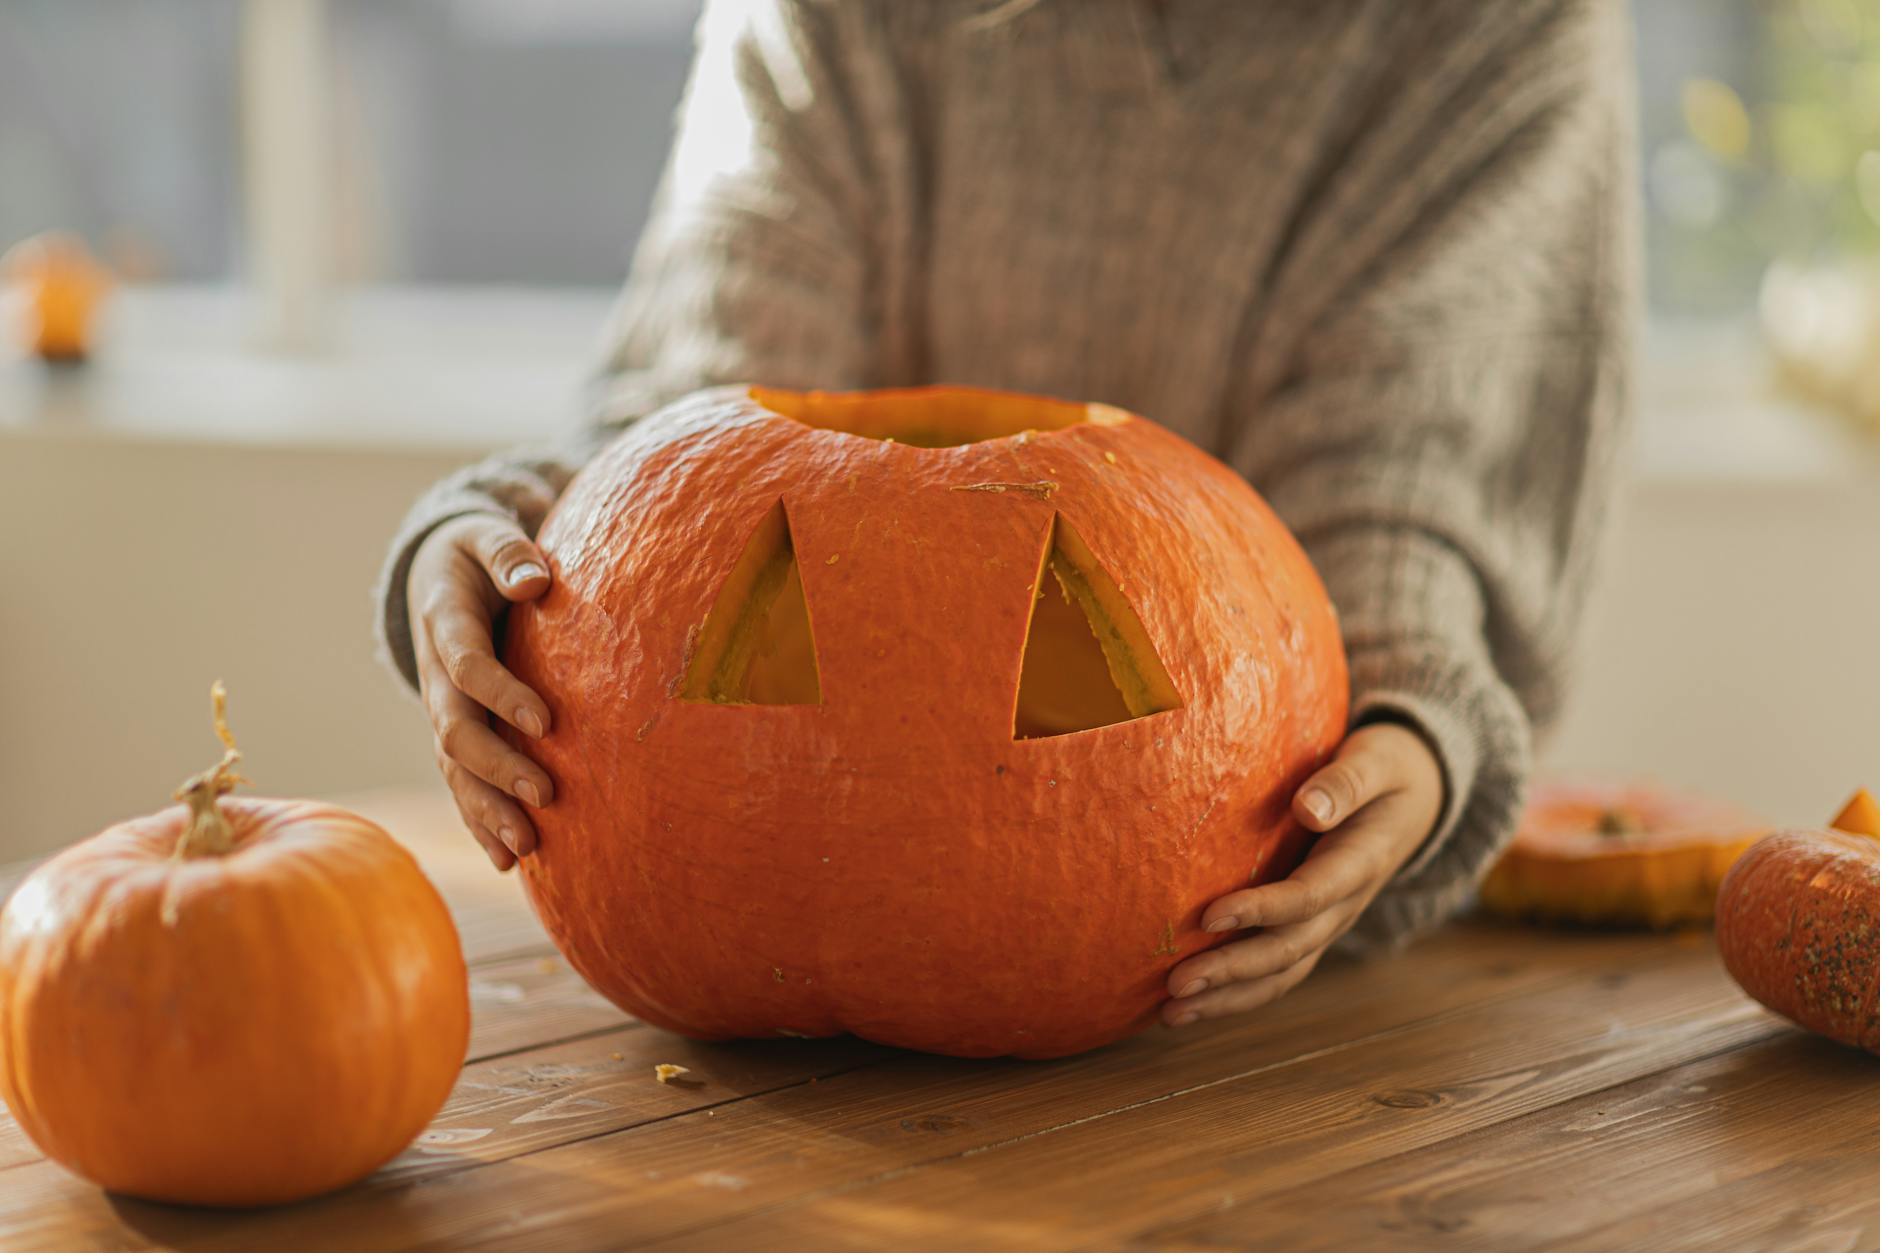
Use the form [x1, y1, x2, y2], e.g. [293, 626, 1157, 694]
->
[374, 0, 881, 692]
[1225, 0, 1639, 947]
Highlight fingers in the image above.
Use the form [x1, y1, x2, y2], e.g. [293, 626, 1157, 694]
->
[1201, 823, 1392, 932]
[454, 514, 551, 603]
[1163, 948, 1325, 1027]
[416, 622, 545, 866]
[1163, 724, 1449, 1026]
[1293, 722, 1408, 831]
[442, 755, 537, 862]
[438, 702, 554, 806]
[450, 792, 518, 873]
[1172, 899, 1352, 997]
[426, 591, 552, 739]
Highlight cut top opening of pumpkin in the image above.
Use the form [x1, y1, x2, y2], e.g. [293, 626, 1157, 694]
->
[750, 385, 1120, 449]
[679, 498, 1181, 738]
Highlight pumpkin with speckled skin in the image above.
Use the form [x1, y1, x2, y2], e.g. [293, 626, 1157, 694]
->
[1714, 790, 1880, 1051]
[1717, 825, 1880, 1054]
[1479, 782, 1767, 929]
[500, 385, 1348, 1058]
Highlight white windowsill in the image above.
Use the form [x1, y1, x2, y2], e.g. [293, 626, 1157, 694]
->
[3, 285, 1878, 485]
[0, 285, 617, 456]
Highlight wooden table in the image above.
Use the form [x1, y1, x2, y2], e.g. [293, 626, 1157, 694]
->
[2, 788, 1874, 1251]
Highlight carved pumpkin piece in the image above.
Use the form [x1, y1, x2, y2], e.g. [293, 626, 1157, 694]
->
[1479, 783, 1768, 929]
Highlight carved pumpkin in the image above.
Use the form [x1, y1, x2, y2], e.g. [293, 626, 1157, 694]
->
[0, 688, 469, 1206]
[1478, 782, 1767, 929]
[502, 385, 1348, 1058]
[1717, 799, 1880, 1055]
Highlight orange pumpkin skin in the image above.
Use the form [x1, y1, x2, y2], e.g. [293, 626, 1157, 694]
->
[1717, 829, 1880, 1054]
[1832, 788, 1880, 839]
[502, 385, 1348, 1059]
[1479, 783, 1766, 929]
[0, 800, 469, 1206]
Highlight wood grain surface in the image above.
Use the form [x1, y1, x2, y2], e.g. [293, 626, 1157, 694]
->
[0, 787, 1867, 1251]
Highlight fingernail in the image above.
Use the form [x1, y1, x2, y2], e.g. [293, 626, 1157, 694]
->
[517, 707, 546, 738]
[516, 780, 543, 808]
[1170, 1012, 1198, 1028]
[1302, 789, 1334, 823]
[1176, 979, 1208, 999]
[507, 561, 547, 587]
[498, 825, 521, 854]
[1205, 916, 1239, 934]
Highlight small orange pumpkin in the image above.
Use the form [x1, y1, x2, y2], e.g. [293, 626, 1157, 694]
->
[0, 687, 470, 1206]
[1478, 782, 1767, 929]
[0, 231, 111, 362]
[1717, 797, 1880, 1055]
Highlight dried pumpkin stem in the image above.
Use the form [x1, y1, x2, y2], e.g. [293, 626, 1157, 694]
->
[172, 681, 248, 859]
[1595, 809, 1642, 838]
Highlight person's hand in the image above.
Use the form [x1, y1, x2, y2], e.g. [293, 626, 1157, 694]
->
[407, 513, 556, 871]
[1162, 721, 1444, 1026]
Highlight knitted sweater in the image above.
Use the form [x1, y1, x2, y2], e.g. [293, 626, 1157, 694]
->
[376, 0, 1638, 947]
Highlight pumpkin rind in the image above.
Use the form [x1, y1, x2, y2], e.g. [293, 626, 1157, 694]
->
[1716, 828, 1880, 1054]
[0, 800, 469, 1206]
[1479, 783, 1767, 929]
[501, 385, 1348, 1058]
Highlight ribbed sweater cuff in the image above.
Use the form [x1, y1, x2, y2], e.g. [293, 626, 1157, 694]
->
[1350, 658, 1482, 881]
[1296, 524, 1534, 949]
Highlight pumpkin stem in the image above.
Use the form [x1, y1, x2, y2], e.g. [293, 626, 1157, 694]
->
[171, 681, 249, 859]
[1595, 808, 1641, 838]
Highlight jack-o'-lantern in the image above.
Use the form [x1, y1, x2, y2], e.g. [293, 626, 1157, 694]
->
[501, 386, 1347, 1058]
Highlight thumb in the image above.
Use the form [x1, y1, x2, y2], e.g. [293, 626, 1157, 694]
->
[1292, 734, 1391, 833]
[457, 515, 551, 602]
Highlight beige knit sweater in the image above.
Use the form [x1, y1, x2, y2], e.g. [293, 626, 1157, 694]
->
[377, 0, 1638, 947]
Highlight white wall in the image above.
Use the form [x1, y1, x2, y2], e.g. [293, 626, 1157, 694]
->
[0, 432, 465, 857]
[1545, 480, 1880, 825]
[2, 433, 1875, 863]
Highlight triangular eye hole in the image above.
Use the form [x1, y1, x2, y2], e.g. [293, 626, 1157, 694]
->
[1013, 514, 1182, 738]
[680, 501, 823, 706]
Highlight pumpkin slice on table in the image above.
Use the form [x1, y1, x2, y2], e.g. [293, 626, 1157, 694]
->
[1717, 798, 1880, 1055]
[0, 685, 470, 1207]
[1478, 782, 1768, 929]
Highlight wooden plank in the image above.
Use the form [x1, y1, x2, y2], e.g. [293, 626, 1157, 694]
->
[0, 925, 1736, 1252]
[0, 1020, 884, 1252]
[0, 950, 629, 1175]
[387, 1031, 887, 1186]
[1151, 1026, 1880, 1252]
[642, 939, 1772, 1251]
[464, 952, 634, 1061]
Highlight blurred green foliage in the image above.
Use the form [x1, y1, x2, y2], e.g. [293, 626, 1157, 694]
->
[1656, 0, 1880, 313]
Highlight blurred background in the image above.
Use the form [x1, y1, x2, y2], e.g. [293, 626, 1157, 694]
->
[1, 0, 1877, 859]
